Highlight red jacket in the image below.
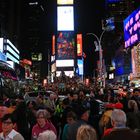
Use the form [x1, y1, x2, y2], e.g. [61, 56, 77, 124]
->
[32, 121, 57, 138]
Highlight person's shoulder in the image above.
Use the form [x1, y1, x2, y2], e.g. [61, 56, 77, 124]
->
[13, 133, 24, 140]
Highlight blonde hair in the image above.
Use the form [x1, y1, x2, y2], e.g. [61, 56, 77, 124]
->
[76, 125, 97, 140]
[128, 100, 139, 113]
[37, 130, 56, 140]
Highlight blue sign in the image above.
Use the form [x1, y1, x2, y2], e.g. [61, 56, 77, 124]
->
[124, 7, 140, 48]
[107, 0, 122, 3]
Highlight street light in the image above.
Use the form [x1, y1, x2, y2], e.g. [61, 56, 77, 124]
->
[87, 29, 106, 88]
[87, 18, 115, 88]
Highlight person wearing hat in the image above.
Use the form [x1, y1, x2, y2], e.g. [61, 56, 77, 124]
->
[66, 106, 90, 140]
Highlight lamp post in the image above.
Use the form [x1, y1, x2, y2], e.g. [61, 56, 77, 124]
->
[87, 29, 106, 88]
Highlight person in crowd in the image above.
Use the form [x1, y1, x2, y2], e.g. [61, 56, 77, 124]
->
[102, 109, 140, 140]
[45, 93, 57, 112]
[0, 113, 24, 140]
[32, 109, 57, 140]
[7, 99, 17, 114]
[37, 130, 57, 140]
[76, 124, 97, 140]
[62, 111, 77, 140]
[60, 98, 72, 136]
[0, 103, 8, 132]
[12, 100, 31, 140]
[126, 100, 140, 131]
[99, 103, 114, 135]
[66, 106, 90, 140]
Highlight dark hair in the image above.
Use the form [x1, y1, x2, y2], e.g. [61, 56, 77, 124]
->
[67, 111, 77, 120]
[1, 113, 16, 123]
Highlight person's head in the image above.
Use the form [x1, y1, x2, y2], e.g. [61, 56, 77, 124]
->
[111, 109, 127, 128]
[128, 100, 138, 113]
[0, 105, 8, 119]
[1, 113, 16, 135]
[76, 124, 97, 140]
[66, 111, 77, 124]
[36, 109, 48, 128]
[77, 106, 89, 121]
[37, 130, 56, 140]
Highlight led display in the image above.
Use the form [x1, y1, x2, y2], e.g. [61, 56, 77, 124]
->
[57, 6, 74, 31]
[56, 71, 74, 77]
[106, 0, 122, 3]
[52, 35, 55, 55]
[6, 52, 19, 64]
[57, 0, 73, 5]
[77, 34, 83, 57]
[56, 59, 74, 67]
[124, 7, 140, 48]
[0, 38, 4, 52]
[77, 59, 83, 75]
[57, 31, 75, 59]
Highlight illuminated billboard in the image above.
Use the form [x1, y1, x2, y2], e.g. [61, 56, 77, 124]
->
[31, 53, 42, 61]
[77, 34, 83, 57]
[124, 7, 140, 48]
[77, 59, 83, 75]
[57, 31, 75, 59]
[57, 6, 74, 31]
[0, 38, 4, 52]
[56, 71, 74, 77]
[106, 0, 122, 3]
[52, 35, 55, 55]
[56, 59, 74, 67]
[57, 0, 73, 5]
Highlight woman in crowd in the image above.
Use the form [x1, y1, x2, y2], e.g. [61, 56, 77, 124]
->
[32, 109, 57, 140]
[76, 124, 97, 140]
[37, 130, 57, 140]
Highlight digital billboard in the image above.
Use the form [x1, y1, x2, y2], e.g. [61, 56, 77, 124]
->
[0, 38, 4, 52]
[77, 34, 83, 57]
[77, 59, 83, 75]
[57, 6, 74, 31]
[57, 0, 73, 5]
[52, 35, 55, 55]
[56, 59, 74, 67]
[106, 0, 122, 3]
[57, 31, 75, 59]
[124, 6, 140, 48]
[56, 71, 74, 77]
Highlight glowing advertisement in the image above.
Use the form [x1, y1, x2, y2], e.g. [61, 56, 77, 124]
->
[52, 35, 55, 55]
[57, 6, 74, 31]
[57, 0, 73, 5]
[0, 38, 4, 52]
[77, 59, 83, 75]
[77, 34, 83, 57]
[56, 59, 74, 67]
[124, 7, 140, 48]
[131, 44, 140, 77]
[106, 0, 122, 3]
[57, 31, 75, 59]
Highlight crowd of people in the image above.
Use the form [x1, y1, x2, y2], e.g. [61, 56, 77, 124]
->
[0, 76, 140, 140]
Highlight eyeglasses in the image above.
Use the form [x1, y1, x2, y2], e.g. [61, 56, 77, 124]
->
[2, 121, 13, 125]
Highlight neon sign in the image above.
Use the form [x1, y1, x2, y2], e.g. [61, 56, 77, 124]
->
[124, 7, 140, 48]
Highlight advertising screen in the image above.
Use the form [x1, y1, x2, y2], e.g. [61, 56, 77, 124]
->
[77, 34, 83, 57]
[57, 0, 73, 5]
[77, 59, 83, 75]
[57, 31, 75, 59]
[0, 38, 4, 52]
[56, 59, 74, 67]
[57, 6, 74, 31]
[124, 7, 140, 48]
[56, 71, 74, 77]
[106, 0, 122, 3]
